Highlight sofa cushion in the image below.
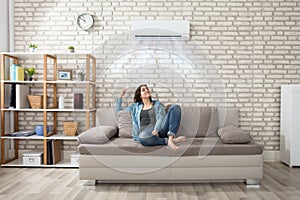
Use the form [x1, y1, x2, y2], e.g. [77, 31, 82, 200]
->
[78, 126, 117, 144]
[217, 108, 238, 128]
[178, 107, 218, 138]
[197, 107, 218, 137]
[96, 108, 117, 127]
[117, 106, 219, 138]
[118, 110, 132, 138]
[78, 138, 263, 156]
[218, 126, 251, 144]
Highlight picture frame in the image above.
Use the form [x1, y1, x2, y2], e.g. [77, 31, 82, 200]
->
[58, 69, 72, 80]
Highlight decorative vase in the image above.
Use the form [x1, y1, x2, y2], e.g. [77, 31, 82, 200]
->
[73, 93, 83, 109]
[28, 76, 33, 81]
[35, 125, 51, 136]
[59, 94, 64, 109]
[29, 48, 37, 53]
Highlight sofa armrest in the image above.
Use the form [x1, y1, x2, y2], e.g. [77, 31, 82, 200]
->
[78, 126, 117, 144]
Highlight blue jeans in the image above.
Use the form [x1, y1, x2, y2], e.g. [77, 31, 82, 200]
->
[138, 104, 181, 146]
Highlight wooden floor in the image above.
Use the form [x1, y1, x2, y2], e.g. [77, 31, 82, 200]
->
[0, 162, 300, 200]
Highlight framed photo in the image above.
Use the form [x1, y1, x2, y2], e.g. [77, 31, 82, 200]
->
[58, 69, 72, 80]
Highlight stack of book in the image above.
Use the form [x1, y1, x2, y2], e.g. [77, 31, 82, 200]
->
[6, 84, 29, 109]
[10, 64, 25, 81]
[46, 140, 62, 165]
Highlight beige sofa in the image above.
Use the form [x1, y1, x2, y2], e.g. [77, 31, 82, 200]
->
[78, 107, 263, 185]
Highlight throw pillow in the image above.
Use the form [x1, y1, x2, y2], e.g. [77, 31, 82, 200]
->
[177, 106, 199, 138]
[78, 126, 117, 144]
[118, 110, 133, 138]
[217, 108, 238, 129]
[197, 107, 218, 137]
[218, 125, 251, 144]
[177, 107, 218, 138]
[96, 108, 117, 127]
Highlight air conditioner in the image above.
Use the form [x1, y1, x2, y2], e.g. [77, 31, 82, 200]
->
[132, 20, 190, 40]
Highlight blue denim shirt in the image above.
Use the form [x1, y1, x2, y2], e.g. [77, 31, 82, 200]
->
[116, 98, 166, 141]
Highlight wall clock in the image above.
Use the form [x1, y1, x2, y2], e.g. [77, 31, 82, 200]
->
[77, 13, 94, 31]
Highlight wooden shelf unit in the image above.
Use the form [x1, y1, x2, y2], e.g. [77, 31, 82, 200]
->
[0, 53, 96, 167]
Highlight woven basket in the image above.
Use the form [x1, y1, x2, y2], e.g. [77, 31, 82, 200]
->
[27, 95, 43, 109]
[63, 121, 80, 136]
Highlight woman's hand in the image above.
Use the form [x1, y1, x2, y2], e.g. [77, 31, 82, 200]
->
[120, 88, 127, 98]
[152, 130, 159, 136]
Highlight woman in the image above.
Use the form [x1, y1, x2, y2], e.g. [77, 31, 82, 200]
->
[116, 84, 186, 151]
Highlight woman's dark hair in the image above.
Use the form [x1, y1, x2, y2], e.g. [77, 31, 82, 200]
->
[134, 84, 152, 103]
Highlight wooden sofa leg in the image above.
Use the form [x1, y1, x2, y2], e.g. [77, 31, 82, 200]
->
[246, 179, 260, 185]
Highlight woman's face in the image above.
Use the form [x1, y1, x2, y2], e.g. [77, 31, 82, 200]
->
[140, 85, 151, 99]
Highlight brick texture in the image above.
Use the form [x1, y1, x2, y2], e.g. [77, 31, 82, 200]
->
[13, 0, 300, 151]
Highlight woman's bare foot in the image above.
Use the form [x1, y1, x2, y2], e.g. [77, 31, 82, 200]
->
[173, 136, 187, 144]
[168, 140, 180, 151]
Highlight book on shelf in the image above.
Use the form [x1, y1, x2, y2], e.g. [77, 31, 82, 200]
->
[10, 64, 16, 81]
[9, 64, 25, 81]
[73, 93, 83, 109]
[52, 140, 62, 164]
[47, 140, 62, 165]
[7, 130, 35, 137]
[47, 140, 53, 165]
[16, 84, 30, 109]
[15, 66, 25, 81]
[8, 84, 16, 108]
[7, 84, 30, 109]
[4, 84, 11, 107]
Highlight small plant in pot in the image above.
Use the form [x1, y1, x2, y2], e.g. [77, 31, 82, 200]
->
[25, 67, 36, 81]
[28, 43, 38, 53]
[67, 46, 75, 53]
[76, 70, 85, 81]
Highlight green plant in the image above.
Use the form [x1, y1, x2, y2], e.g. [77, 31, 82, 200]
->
[68, 46, 74, 50]
[76, 70, 85, 76]
[25, 67, 36, 77]
[28, 43, 38, 49]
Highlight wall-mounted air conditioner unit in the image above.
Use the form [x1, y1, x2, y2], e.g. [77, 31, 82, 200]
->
[132, 20, 190, 40]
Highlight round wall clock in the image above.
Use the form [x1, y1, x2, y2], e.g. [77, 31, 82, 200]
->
[77, 13, 94, 31]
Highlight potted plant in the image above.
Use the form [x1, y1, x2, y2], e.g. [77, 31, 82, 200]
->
[25, 67, 36, 81]
[28, 43, 38, 53]
[67, 46, 75, 53]
[76, 70, 85, 81]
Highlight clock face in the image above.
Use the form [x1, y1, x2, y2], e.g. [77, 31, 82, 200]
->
[77, 13, 94, 31]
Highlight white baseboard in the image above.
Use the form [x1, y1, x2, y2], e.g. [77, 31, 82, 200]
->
[263, 150, 280, 162]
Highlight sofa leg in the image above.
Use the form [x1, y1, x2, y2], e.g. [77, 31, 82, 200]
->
[246, 179, 260, 185]
[83, 180, 96, 186]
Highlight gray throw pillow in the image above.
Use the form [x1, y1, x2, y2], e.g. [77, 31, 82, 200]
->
[118, 110, 133, 138]
[78, 126, 117, 144]
[177, 107, 218, 138]
[218, 125, 251, 144]
[177, 107, 198, 138]
[96, 108, 117, 127]
[217, 108, 238, 129]
[197, 107, 218, 137]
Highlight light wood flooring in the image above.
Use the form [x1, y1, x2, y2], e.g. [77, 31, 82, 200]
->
[0, 162, 300, 200]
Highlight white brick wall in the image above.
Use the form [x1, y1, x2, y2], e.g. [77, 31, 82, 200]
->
[13, 0, 300, 151]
